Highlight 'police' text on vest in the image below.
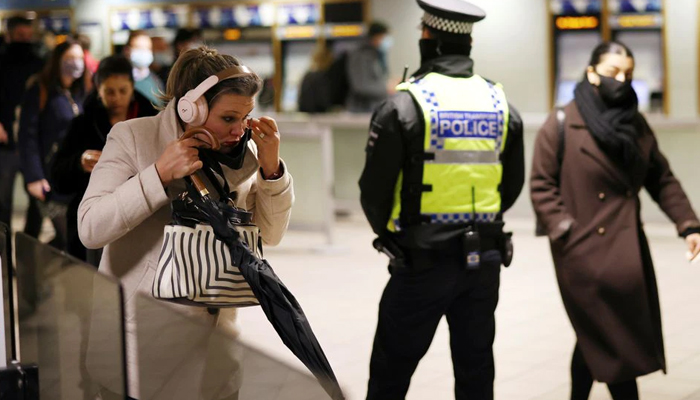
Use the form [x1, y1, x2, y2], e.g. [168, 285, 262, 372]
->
[437, 111, 499, 139]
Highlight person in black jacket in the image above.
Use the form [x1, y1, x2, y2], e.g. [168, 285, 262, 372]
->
[52, 55, 157, 264]
[18, 37, 89, 250]
[298, 44, 334, 113]
[0, 16, 44, 231]
[359, 1, 524, 399]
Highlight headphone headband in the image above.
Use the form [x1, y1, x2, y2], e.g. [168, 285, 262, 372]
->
[177, 64, 255, 126]
[182, 64, 254, 104]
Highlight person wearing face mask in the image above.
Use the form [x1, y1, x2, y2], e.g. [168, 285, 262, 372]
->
[0, 16, 44, 232]
[531, 41, 700, 400]
[359, 1, 524, 399]
[123, 30, 164, 107]
[51, 55, 157, 265]
[78, 45, 293, 400]
[17, 38, 88, 249]
[345, 21, 393, 113]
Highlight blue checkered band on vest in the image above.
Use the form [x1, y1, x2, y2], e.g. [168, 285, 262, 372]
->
[417, 80, 443, 150]
[486, 81, 507, 152]
[422, 11, 474, 35]
[393, 213, 497, 229]
[429, 213, 497, 223]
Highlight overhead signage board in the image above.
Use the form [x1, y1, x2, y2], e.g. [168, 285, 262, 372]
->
[0, 0, 71, 10]
[276, 3, 320, 26]
[550, 0, 601, 16]
[192, 4, 275, 29]
[608, 0, 662, 14]
[111, 6, 188, 31]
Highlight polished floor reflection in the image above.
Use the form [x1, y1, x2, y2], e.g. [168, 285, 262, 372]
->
[238, 216, 700, 400]
[13, 211, 700, 399]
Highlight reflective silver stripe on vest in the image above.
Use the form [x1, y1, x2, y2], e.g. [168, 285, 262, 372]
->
[425, 150, 500, 164]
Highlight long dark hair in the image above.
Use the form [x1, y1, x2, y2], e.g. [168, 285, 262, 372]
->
[39, 37, 86, 96]
[588, 41, 634, 68]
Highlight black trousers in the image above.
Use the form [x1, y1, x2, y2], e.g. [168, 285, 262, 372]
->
[366, 249, 502, 400]
[571, 344, 639, 400]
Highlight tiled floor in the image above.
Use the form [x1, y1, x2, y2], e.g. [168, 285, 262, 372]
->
[235, 216, 700, 400]
[13, 211, 700, 399]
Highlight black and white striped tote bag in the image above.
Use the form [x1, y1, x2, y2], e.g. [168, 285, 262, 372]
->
[153, 223, 262, 308]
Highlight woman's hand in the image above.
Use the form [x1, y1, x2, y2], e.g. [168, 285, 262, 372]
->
[249, 117, 281, 179]
[155, 138, 204, 187]
[27, 179, 50, 201]
[686, 233, 700, 263]
[81, 150, 102, 173]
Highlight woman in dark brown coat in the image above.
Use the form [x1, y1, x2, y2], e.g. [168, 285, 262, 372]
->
[531, 41, 700, 400]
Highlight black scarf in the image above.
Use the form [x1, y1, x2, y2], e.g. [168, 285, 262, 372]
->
[574, 79, 646, 180]
[198, 129, 251, 170]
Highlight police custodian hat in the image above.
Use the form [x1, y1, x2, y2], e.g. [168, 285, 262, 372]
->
[418, 0, 486, 35]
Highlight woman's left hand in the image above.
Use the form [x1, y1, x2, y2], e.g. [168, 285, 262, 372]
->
[685, 233, 700, 263]
[249, 116, 281, 178]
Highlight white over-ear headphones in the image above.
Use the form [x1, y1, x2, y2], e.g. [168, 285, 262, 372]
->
[177, 64, 254, 127]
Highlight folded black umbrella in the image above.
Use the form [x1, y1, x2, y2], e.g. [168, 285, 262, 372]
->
[186, 167, 344, 400]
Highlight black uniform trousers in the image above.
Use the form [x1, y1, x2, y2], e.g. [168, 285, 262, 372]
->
[366, 249, 502, 400]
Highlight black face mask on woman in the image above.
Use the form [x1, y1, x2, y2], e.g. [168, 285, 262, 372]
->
[596, 74, 636, 108]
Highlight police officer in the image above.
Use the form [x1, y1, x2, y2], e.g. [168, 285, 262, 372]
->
[359, 1, 525, 399]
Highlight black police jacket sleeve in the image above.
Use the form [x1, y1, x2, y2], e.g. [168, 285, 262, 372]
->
[500, 103, 525, 213]
[359, 99, 404, 236]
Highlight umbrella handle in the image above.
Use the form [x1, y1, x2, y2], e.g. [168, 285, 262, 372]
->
[179, 127, 221, 196]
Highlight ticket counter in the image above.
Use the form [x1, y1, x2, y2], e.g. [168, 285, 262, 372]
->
[549, 0, 604, 107]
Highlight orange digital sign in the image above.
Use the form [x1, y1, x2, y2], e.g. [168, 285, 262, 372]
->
[279, 26, 316, 39]
[223, 29, 242, 41]
[330, 24, 363, 38]
[555, 16, 600, 30]
[616, 15, 659, 29]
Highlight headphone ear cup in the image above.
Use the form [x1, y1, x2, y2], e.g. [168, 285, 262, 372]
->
[177, 96, 197, 124]
[191, 97, 209, 127]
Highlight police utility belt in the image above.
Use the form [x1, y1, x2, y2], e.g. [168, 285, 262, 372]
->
[373, 222, 513, 270]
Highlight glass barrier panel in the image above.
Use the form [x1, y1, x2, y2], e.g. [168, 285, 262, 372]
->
[135, 294, 339, 400]
[14, 232, 126, 400]
[0, 223, 14, 365]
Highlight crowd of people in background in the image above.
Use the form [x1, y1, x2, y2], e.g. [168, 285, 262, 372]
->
[298, 21, 393, 114]
[0, 15, 392, 266]
[0, 16, 202, 266]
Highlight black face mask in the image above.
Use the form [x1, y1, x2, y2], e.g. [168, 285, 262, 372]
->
[419, 39, 441, 63]
[596, 74, 636, 108]
[199, 128, 251, 170]
[419, 38, 472, 63]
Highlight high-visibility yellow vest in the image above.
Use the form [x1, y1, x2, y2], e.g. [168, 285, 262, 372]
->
[388, 73, 510, 232]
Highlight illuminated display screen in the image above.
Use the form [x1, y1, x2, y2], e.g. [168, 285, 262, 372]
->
[277, 25, 317, 39]
[555, 16, 600, 30]
[328, 24, 364, 38]
[223, 29, 242, 41]
[610, 14, 662, 29]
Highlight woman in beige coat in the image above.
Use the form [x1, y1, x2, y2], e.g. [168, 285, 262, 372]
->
[78, 46, 294, 399]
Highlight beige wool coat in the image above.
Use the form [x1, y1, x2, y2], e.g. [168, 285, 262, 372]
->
[78, 101, 294, 398]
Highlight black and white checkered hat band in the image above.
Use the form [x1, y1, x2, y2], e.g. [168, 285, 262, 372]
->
[422, 12, 473, 34]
